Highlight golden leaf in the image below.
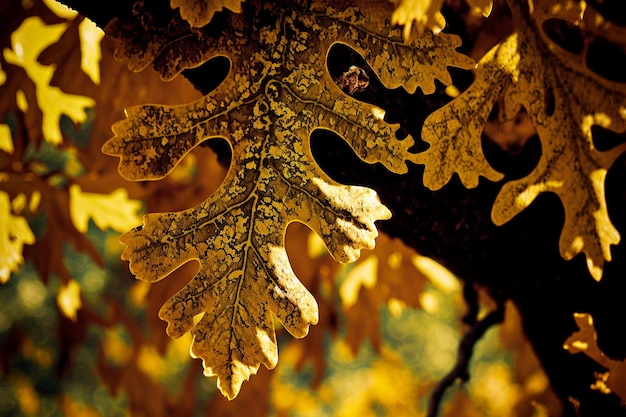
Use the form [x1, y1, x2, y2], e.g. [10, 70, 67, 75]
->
[492, 0, 626, 281]
[564, 313, 626, 401]
[104, 0, 474, 398]
[417, 0, 626, 280]
[78, 18, 104, 85]
[0, 191, 36, 284]
[57, 279, 82, 321]
[69, 184, 142, 233]
[170, 0, 244, 27]
[3, 17, 95, 145]
[415, 35, 511, 189]
[42, 0, 78, 19]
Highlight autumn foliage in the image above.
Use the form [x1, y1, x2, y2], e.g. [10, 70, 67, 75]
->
[2, 0, 626, 416]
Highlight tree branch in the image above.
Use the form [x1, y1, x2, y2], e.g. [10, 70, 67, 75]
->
[427, 302, 505, 417]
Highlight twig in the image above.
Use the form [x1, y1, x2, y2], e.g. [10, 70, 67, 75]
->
[462, 283, 479, 325]
[427, 302, 505, 417]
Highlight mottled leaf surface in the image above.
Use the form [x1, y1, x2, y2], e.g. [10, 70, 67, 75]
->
[103, 0, 474, 399]
[416, 0, 626, 280]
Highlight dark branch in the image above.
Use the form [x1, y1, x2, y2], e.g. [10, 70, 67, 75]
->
[427, 302, 505, 417]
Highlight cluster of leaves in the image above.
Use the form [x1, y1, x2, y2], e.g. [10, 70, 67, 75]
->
[100, 0, 626, 403]
[1, 2, 556, 416]
[414, 0, 626, 282]
[4, 0, 626, 415]
[0, 1, 213, 414]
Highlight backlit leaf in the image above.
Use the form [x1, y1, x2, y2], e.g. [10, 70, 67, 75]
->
[0, 190, 35, 284]
[42, 0, 78, 19]
[69, 184, 142, 233]
[416, 0, 626, 280]
[78, 18, 104, 85]
[3, 17, 95, 145]
[104, 0, 474, 398]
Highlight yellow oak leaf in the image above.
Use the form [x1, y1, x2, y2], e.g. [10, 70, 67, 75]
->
[0, 191, 35, 284]
[56, 279, 82, 321]
[564, 313, 626, 401]
[78, 18, 104, 85]
[170, 0, 244, 27]
[416, 0, 626, 280]
[415, 36, 510, 190]
[3, 17, 95, 145]
[42, 0, 78, 19]
[69, 184, 142, 233]
[103, 0, 474, 399]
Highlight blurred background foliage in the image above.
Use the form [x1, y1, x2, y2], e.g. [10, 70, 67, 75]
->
[0, 0, 562, 416]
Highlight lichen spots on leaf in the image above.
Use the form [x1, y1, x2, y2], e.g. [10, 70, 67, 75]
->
[105, 0, 472, 399]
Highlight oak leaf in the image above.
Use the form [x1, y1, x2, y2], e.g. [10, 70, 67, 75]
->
[415, 0, 626, 280]
[12, 180, 103, 284]
[2, 16, 95, 145]
[103, 0, 474, 399]
[69, 184, 142, 234]
[78, 18, 104, 85]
